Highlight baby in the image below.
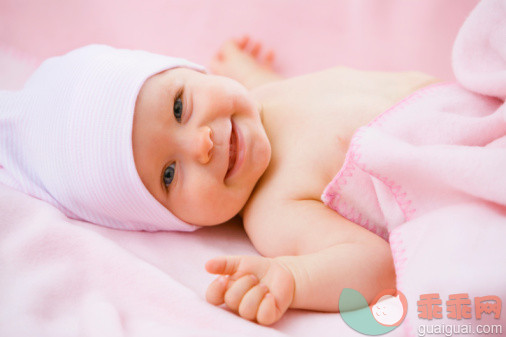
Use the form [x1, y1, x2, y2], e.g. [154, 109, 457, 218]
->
[0, 38, 437, 325]
[134, 35, 439, 325]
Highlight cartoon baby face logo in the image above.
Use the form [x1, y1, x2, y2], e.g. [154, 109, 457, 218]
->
[370, 290, 408, 327]
[340, 288, 408, 335]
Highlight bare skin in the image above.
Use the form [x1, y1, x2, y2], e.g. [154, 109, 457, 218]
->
[205, 36, 439, 325]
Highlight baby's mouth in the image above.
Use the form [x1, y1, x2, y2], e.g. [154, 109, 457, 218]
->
[227, 122, 238, 174]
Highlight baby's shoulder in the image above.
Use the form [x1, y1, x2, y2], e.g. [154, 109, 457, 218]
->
[241, 153, 328, 227]
[240, 177, 306, 257]
[243, 142, 331, 216]
[253, 66, 438, 102]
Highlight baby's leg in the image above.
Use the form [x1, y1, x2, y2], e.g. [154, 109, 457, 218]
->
[211, 36, 283, 89]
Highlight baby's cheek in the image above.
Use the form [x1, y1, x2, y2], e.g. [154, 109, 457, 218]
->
[178, 188, 243, 226]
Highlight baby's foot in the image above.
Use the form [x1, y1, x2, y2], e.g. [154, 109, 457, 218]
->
[211, 35, 282, 89]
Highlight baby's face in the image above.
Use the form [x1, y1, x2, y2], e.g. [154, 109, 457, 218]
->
[132, 67, 271, 225]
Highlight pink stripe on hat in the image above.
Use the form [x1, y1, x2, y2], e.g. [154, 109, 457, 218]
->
[0, 44, 204, 231]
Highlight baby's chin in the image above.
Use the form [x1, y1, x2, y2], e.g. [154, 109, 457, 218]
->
[181, 208, 244, 227]
[176, 194, 250, 227]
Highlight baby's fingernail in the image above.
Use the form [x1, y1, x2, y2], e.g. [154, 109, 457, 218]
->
[218, 276, 228, 285]
[249, 274, 258, 282]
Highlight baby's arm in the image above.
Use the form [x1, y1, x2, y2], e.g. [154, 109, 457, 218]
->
[206, 198, 396, 324]
[249, 198, 396, 310]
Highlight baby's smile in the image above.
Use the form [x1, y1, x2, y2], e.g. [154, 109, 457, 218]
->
[132, 67, 271, 226]
[225, 118, 243, 180]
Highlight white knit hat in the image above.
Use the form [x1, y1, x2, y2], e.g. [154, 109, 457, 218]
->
[0, 44, 204, 231]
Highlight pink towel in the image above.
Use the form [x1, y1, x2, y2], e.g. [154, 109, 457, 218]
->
[322, 0, 506, 335]
[322, 82, 506, 239]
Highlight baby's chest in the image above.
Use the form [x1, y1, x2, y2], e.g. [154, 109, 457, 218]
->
[253, 68, 437, 201]
[262, 97, 388, 201]
[284, 112, 373, 198]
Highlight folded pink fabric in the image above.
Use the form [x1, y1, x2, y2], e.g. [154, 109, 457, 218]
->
[452, 0, 506, 99]
[322, 0, 506, 335]
[322, 82, 506, 239]
[0, 45, 203, 231]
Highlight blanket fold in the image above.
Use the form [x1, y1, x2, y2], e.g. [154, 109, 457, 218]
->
[322, 0, 506, 335]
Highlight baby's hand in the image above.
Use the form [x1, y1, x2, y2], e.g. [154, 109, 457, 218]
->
[205, 255, 295, 325]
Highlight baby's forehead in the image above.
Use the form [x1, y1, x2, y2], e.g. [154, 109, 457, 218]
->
[137, 66, 207, 103]
[155, 66, 205, 82]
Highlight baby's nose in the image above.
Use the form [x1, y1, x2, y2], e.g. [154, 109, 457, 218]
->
[193, 126, 213, 164]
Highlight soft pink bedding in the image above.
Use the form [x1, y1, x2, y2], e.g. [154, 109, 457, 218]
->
[322, 1, 506, 334]
[0, 0, 478, 80]
[3, 1, 500, 336]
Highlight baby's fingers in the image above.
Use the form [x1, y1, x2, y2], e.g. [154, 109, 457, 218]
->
[224, 274, 259, 312]
[257, 293, 282, 326]
[238, 283, 269, 321]
[206, 275, 229, 305]
[205, 256, 241, 276]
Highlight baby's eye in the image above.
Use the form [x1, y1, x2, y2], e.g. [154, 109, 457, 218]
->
[163, 163, 176, 187]
[173, 97, 183, 122]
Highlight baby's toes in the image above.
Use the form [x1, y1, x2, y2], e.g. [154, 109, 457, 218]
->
[209, 53, 224, 74]
[249, 42, 262, 58]
[238, 283, 269, 321]
[235, 35, 250, 49]
[206, 275, 229, 305]
[215, 40, 245, 62]
[209, 41, 237, 74]
[262, 50, 275, 68]
[224, 274, 259, 312]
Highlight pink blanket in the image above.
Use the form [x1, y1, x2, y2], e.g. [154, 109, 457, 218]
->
[322, 0, 506, 335]
[2, 0, 503, 336]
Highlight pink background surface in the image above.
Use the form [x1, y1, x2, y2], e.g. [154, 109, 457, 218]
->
[0, 0, 479, 80]
[2, 1, 504, 336]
